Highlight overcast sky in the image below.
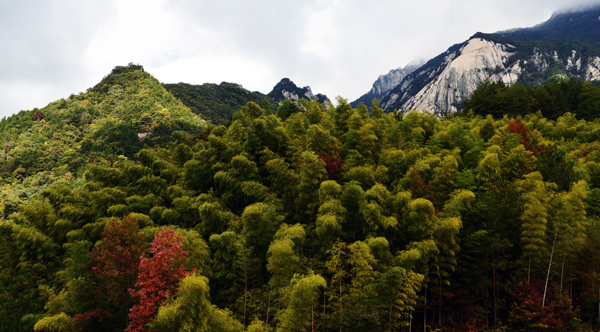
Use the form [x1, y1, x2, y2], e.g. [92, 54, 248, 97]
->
[1, 0, 599, 118]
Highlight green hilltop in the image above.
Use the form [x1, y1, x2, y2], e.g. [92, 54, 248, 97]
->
[163, 81, 276, 126]
[0, 64, 206, 216]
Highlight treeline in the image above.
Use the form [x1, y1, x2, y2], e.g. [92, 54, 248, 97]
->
[463, 78, 600, 121]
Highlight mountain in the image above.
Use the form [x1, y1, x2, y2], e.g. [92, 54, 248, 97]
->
[163, 82, 276, 125]
[377, 5, 600, 116]
[267, 78, 329, 104]
[350, 60, 424, 107]
[0, 64, 206, 194]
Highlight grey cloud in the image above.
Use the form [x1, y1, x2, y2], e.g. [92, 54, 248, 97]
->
[0, 1, 115, 84]
[1, 0, 598, 116]
[555, 0, 600, 12]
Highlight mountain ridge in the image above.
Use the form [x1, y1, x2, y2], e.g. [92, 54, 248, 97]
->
[372, 5, 600, 115]
[350, 60, 424, 108]
[267, 78, 329, 104]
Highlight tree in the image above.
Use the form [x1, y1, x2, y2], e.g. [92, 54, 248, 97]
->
[34, 312, 73, 332]
[153, 274, 243, 332]
[276, 273, 327, 332]
[295, 151, 327, 224]
[267, 224, 305, 288]
[316, 181, 346, 252]
[508, 281, 578, 331]
[375, 267, 423, 331]
[242, 203, 284, 261]
[370, 99, 384, 120]
[74, 216, 148, 331]
[508, 118, 535, 152]
[333, 97, 353, 137]
[518, 172, 555, 282]
[326, 241, 378, 331]
[126, 228, 192, 332]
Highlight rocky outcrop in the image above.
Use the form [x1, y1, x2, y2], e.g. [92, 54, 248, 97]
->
[381, 38, 520, 115]
[351, 60, 425, 107]
[268, 78, 329, 104]
[380, 37, 600, 115]
[377, 5, 600, 116]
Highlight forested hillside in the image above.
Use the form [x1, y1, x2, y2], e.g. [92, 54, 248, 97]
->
[463, 78, 600, 120]
[0, 64, 206, 221]
[4, 65, 600, 332]
[163, 82, 275, 125]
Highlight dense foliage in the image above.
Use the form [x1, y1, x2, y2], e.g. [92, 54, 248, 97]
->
[4, 67, 600, 331]
[0, 64, 205, 220]
[463, 78, 600, 121]
[163, 82, 275, 126]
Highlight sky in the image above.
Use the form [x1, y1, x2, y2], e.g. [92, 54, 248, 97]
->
[1, 0, 599, 118]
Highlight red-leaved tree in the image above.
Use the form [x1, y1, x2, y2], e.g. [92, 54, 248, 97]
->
[406, 167, 440, 212]
[508, 281, 577, 331]
[318, 150, 343, 180]
[508, 118, 536, 152]
[73, 216, 148, 331]
[126, 227, 192, 332]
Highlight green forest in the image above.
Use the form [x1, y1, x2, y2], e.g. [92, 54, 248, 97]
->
[3, 65, 600, 332]
[163, 82, 275, 126]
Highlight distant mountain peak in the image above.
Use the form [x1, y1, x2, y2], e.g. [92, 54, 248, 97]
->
[360, 5, 600, 116]
[350, 59, 426, 108]
[268, 78, 329, 104]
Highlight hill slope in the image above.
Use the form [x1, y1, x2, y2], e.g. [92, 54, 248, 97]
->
[163, 81, 275, 125]
[0, 64, 206, 214]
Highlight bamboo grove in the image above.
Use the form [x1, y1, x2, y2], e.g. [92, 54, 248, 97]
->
[3, 67, 600, 331]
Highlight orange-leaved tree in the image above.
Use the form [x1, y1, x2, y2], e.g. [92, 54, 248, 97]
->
[126, 227, 192, 332]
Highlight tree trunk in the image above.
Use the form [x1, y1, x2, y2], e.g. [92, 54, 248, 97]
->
[312, 303, 314, 332]
[493, 253, 497, 328]
[266, 284, 272, 329]
[528, 254, 532, 283]
[244, 260, 248, 328]
[324, 291, 326, 319]
[388, 304, 392, 332]
[560, 253, 566, 293]
[424, 289, 427, 332]
[542, 229, 558, 309]
[340, 279, 343, 332]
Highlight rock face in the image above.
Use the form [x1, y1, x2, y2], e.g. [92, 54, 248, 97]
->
[268, 78, 329, 104]
[381, 38, 520, 115]
[351, 60, 424, 107]
[371, 68, 408, 97]
[376, 5, 600, 115]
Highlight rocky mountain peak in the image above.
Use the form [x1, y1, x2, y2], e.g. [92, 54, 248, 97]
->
[350, 60, 425, 108]
[372, 5, 600, 116]
[267, 78, 328, 104]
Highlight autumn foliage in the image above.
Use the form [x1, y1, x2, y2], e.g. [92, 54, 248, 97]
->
[508, 118, 536, 152]
[126, 228, 192, 332]
[508, 281, 578, 331]
[318, 150, 343, 180]
[73, 216, 148, 331]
